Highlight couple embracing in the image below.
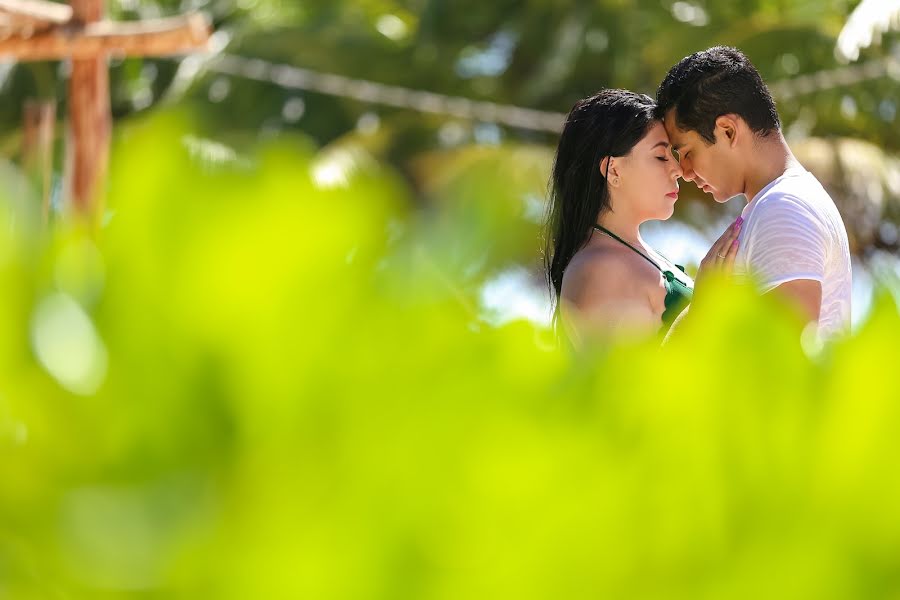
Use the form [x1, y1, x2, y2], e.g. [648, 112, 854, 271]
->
[545, 46, 852, 346]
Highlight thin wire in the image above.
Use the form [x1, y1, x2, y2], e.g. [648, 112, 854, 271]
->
[207, 53, 568, 133]
[201, 52, 900, 131]
[769, 54, 900, 99]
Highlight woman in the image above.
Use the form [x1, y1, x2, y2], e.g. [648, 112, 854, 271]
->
[544, 89, 741, 344]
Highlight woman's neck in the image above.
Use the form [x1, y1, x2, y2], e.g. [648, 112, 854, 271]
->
[596, 211, 644, 247]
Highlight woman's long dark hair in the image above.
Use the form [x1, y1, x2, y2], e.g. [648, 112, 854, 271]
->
[544, 89, 657, 324]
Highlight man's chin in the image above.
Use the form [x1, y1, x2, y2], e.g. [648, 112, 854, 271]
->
[713, 191, 745, 203]
[704, 187, 730, 203]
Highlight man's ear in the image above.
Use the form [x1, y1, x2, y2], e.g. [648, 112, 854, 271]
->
[715, 114, 740, 147]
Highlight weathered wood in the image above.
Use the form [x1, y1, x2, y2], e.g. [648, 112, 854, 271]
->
[0, 13, 209, 61]
[21, 99, 56, 223]
[0, 0, 73, 32]
[1, 0, 212, 217]
[68, 0, 107, 215]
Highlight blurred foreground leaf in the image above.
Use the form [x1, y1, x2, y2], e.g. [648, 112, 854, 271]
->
[0, 113, 898, 598]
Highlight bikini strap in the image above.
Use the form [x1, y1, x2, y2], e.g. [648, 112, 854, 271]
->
[592, 224, 662, 273]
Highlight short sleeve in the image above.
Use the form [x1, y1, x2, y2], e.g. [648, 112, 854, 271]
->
[745, 195, 828, 292]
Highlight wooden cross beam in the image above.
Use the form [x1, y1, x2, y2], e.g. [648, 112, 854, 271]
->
[0, 13, 210, 61]
[0, 0, 71, 36]
[0, 0, 211, 218]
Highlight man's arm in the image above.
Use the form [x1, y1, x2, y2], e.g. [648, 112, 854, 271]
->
[769, 279, 821, 323]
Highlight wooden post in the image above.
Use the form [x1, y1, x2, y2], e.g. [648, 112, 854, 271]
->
[21, 98, 55, 222]
[68, 0, 109, 218]
[0, 0, 211, 220]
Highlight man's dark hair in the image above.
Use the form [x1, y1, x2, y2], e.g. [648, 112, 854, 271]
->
[655, 46, 780, 144]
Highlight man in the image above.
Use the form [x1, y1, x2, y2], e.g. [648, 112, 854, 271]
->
[656, 46, 852, 340]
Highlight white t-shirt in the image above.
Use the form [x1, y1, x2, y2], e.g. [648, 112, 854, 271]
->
[734, 166, 852, 340]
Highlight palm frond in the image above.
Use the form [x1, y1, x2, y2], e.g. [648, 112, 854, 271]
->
[836, 0, 900, 62]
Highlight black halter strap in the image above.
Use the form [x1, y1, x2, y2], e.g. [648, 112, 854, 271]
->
[592, 224, 662, 273]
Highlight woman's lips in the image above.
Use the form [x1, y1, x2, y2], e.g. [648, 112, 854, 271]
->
[666, 192, 678, 199]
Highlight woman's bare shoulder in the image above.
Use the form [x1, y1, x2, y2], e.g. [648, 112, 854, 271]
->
[562, 243, 659, 305]
[560, 242, 665, 341]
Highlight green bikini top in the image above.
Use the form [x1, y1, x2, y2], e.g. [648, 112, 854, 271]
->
[593, 224, 694, 325]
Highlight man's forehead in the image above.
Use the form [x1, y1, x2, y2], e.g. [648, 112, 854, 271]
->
[661, 113, 693, 148]
[661, 111, 680, 131]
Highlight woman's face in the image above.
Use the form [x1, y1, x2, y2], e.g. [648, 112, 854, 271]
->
[609, 121, 683, 221]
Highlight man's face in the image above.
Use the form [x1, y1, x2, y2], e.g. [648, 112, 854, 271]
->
[663, 110, 737, 203]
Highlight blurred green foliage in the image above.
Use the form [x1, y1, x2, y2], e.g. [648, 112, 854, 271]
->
[0, 114, 899, 598]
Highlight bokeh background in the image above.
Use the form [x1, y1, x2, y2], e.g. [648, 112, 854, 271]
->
[4, 0, 900, 328]
[2, 0, 900, 597]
